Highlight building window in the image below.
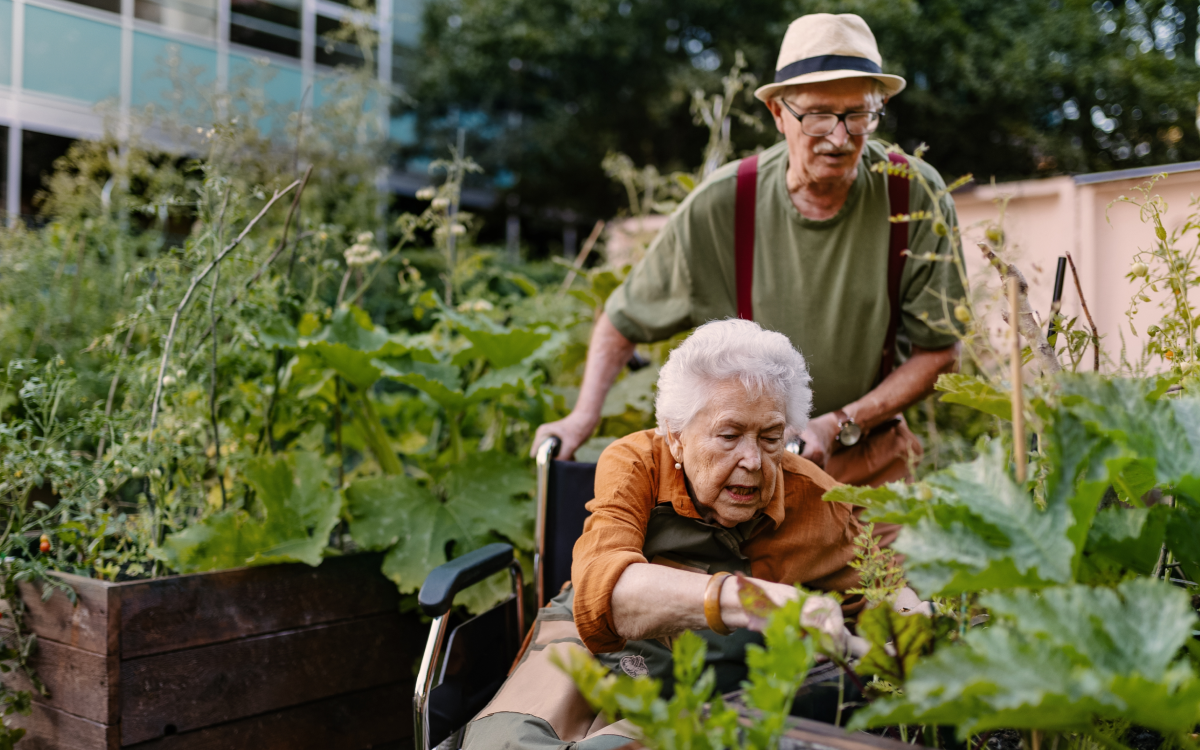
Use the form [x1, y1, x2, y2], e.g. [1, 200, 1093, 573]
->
[231, 0, 302, 58]
[135, 0, 219, 40]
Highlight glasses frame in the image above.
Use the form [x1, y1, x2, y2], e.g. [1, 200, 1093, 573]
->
[778, 99, 885, 138]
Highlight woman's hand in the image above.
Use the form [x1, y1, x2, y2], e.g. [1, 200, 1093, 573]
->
[799, 594, 870, 661]
[893, 586, 932, 616]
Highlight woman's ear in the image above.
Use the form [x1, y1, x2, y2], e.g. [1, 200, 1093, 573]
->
[665, 429, 684, 464]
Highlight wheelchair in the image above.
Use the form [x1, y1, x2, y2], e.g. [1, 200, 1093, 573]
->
[412, 437, 593, 750]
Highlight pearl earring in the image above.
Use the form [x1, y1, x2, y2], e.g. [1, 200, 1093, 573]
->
[675, 462, 682, 470]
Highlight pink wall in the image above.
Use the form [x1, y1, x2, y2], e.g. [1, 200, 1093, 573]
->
[953, 164, 1200, 371]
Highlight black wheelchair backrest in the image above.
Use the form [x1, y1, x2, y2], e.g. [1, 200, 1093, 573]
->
[535, 438, 597, 605]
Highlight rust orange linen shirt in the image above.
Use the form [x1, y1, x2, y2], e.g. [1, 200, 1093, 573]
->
[571, 429, 864, 654]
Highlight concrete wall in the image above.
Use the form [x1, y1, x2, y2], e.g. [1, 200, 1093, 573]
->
[953, 161, 1200, 371]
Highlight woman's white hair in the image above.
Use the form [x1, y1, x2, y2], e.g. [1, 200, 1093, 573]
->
[654, 319, 812, 436]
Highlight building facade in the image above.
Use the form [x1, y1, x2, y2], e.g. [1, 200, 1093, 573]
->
[0, 0, 422, 221]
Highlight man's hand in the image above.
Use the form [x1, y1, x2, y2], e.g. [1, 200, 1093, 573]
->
[531, 412, 598, 461]
[799, 412, 840, 467]
[528, 312, 636, 461]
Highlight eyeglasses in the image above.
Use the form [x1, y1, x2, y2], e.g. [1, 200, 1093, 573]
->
[778, 99, 884, 137]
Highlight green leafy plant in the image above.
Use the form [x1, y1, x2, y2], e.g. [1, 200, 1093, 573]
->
[557, 594, 814, 750]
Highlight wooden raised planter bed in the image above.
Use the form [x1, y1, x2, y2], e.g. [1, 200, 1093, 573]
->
[2, 553, 422, 749]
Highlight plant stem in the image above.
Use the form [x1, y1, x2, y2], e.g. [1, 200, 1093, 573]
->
[208, 264, 226, 508]
[1088, 729, 1134, 750]
[197, 166, 314, 347]
[350, 392, 403, 475]
[558, 220, 606, 296]
[335, 377, 344, 488]
[1065, 252, 1100, 371]
[95, 318, 137, 461]
[978, 243, 1061, 375]
[148, 178, 301, 441]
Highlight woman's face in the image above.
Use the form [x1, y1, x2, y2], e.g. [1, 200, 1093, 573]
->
[667, 380, 787, 528]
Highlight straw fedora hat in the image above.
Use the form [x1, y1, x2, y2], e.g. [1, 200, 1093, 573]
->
[754, 13, 906, 102]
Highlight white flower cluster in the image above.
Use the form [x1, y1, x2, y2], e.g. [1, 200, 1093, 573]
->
[344, 231, 382, 267]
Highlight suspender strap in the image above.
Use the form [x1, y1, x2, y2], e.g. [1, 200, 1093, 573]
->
[734, 155, 759, 321]
[734, 150, 908, 381]
[879, 151, 911, 382]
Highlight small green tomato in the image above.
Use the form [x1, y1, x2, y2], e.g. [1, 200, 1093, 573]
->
[933, 220, 948, 237]
[1130, 261, 1149, 278]
[954, 305, 972, 324]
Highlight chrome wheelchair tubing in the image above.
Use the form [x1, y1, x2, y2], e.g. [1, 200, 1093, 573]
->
[533, 436, 560, 606]
[412, 548, 528, 749]
[413, 613, 450, 750]
[785, 437, 803, 456]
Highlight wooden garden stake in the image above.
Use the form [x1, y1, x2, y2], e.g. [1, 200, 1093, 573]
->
[558, 220, 606, 296]
[1009, 276, 1027, 484]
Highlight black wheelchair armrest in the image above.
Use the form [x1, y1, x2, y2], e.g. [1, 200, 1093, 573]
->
[418, 543, 514, 618]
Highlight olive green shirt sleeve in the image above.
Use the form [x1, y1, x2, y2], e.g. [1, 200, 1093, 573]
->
[897, 159, 968, 350]
[604, 217, 697, 344]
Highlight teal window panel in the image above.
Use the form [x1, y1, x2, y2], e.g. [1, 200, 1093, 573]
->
[392, 0, 423, 48]
[24, 6, 120, 103]
[0, 0, 12, 86]
[132, 32, 217, 119]
[230, 54, 302, 134]
[390, 112, 416, 145]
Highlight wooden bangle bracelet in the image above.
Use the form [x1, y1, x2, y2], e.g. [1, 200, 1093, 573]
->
[704, 572, 734, 636]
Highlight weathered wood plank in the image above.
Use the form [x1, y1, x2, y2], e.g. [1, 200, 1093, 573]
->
[781, 717, 914, 750]
[122, 681, 413, 750]
[0, 629, 112, 723]
[2, 573, 116, 654]
[119, 553, 399, 659]
[120, 612, 422, 745]
[8, 701, 119, 750]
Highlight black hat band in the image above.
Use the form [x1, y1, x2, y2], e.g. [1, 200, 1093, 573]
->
[774, 54, 881, 83]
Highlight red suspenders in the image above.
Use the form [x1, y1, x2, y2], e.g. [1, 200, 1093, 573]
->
[732, 151, 910, 382]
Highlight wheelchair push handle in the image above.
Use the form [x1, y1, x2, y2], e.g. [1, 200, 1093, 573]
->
[535, 436, 561, 464]
[418, 543, 514, 618]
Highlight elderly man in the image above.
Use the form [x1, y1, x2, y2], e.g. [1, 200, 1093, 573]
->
[535, 13, 965, 491]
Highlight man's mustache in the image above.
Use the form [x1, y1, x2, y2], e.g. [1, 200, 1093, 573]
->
[812, 142, 857, 156]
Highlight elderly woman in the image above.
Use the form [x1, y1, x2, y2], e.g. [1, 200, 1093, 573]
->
[463, 320, 886, 750]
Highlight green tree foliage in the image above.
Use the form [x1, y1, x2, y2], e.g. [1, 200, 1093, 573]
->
[411, 0, 1200, 222]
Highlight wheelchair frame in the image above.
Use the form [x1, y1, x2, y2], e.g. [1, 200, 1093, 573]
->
[411, 436, 561, 750]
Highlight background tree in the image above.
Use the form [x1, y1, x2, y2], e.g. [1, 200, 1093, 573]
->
[407, 0, 1200, 244]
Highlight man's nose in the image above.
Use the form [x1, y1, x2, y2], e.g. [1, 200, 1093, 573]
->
[824, 119, 850, 147]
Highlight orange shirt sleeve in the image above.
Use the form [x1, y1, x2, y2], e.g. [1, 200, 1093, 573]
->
[570, 434, 658, 654]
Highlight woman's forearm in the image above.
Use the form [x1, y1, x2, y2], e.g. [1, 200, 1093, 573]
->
[609, 563, 794, 641]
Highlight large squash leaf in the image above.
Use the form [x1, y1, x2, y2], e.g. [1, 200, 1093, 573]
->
[343, 454, 534, 611]
[1078, 505, 1169, 582]
[890, 442, 1078, 596]
[155, 451, 341, 573]
[296, 305, 424, 389]
[935, 373, 1013, 421]
[852, 579, 1200, 737]
[440, 307, 552, 368]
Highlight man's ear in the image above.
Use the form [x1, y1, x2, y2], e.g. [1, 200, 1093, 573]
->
[765, 99, 786, 135]
[665, 429, 684, 464]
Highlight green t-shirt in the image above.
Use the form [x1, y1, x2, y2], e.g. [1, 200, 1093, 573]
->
[605, 139, 967, 417]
